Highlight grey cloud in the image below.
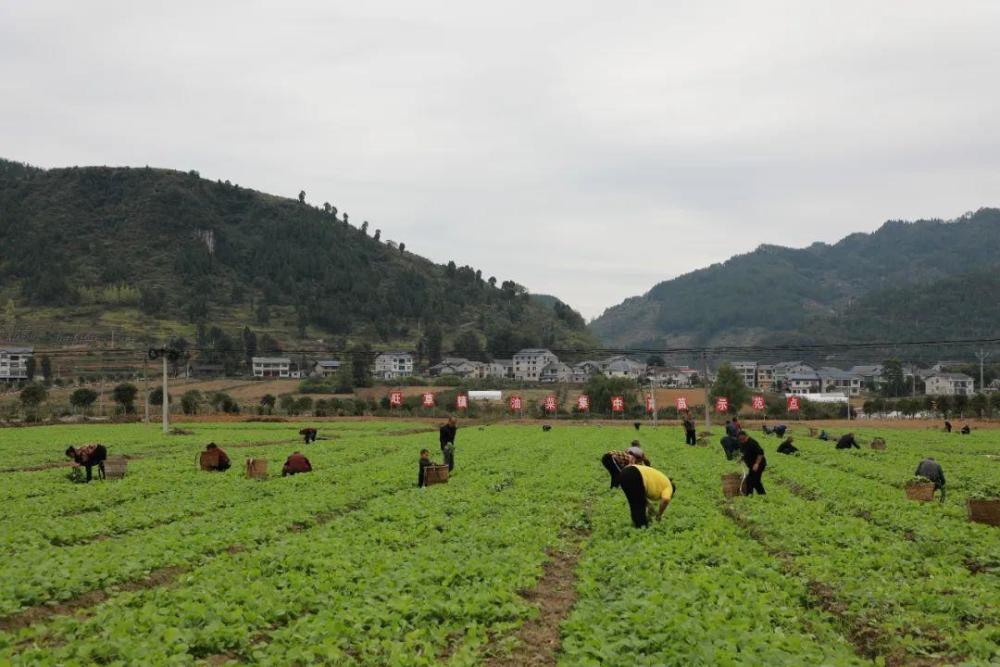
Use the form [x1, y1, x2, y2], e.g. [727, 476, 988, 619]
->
[1, 1, 998, 318]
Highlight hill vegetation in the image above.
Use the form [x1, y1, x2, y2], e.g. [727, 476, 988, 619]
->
[590, 208, 1000, 348]
[0, 158, 595, 361]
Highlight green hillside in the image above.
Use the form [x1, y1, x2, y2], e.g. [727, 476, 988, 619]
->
[590, 208, 1000, 348]
[0, 158, 595, 358]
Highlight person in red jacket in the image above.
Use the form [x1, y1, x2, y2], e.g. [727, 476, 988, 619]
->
[282, 451, 312, 476]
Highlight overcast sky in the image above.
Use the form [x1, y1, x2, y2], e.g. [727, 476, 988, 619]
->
[2, 1, 999, 319]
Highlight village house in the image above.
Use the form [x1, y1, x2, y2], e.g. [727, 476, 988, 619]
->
[647, 366, 698, 388]
[428, 357, 482, 379]
[0, 347, 33, 382]
[771, 361, 816, 391]
[252, 356, 291, 378]
[786, 370, 822, 395]
[731, 361, 758, 389]
[601, 356, 647, 380]
[372, 351, 414, 380]
[540, 361, 573, 383]
[312, 360, 341, 378]
[513, 349, 558, 381]
[571, 361, 601, 383]
[481, 359, 513, 379]
[924, 372, 975, 396]
[756, 364, 775, 391]
[817, 367, 863, 396]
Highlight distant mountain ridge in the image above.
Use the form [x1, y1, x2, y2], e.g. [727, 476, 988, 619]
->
[589, 208, 1000, 348]
[0, 158, 595, 356]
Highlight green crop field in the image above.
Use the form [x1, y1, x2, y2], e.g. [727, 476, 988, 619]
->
[1, 421, 998, 665]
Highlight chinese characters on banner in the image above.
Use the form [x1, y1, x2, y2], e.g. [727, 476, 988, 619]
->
[611, 395, 625, 412]
[389, 391, 403, 407]
[675, 396, 688, 411]
[543, 395, 557, 412]
[715, 396, 729, 412]
[645, 395, 654, 413]
[577, 394, 590, 411]
[422, 392, 435, 408]
[787, 395, 801, 412]
[456, 394, 468, 410]
[751, 395, 766, 411]
[509, 395, 522, 412]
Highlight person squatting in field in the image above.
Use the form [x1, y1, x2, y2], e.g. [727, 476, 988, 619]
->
[65, 444, 107, 482]
[915, 457, 946, 502]
[439, 416, 457, 471]
[836, 433, 860, 450]
[282, 451, 312, 476]
[600, 442, 650, 488]
[299, 428, 318, 444]
[737, 431, 766, 495]
[417, 448, 439, 488]
[618, 464, 674, 528]
[201, 443, 231, 471]
[776, 437, 798, 455]
[682, 412, 697, 446]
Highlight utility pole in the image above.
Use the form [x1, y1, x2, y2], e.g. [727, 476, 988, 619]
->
[975, 348, 990, 394]
[143, 356, 150, 424]
[702, 351, 711, 431]
[162, 353, 169, 434]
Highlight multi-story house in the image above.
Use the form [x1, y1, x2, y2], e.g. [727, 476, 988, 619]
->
[513, 349, 558, 381]
[252, 357, 291, 378]
[0, 347, 33, 381]
[924, 373, 975, 396]
[730, 361, 758, 389]
[372, 352, 415, 380]
[817, 367, 863, 396]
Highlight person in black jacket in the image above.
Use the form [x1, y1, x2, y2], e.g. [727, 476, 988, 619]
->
[961, 424, 971, 435]
[836, 433, 860, 450]
[776, 437, 798, 455]
[737, 431, 766, 495]
[944, 420, 952, 433]
[915, 457, 946, 501]
[683, 413, 697, 446]
[439, 416, 457, 471]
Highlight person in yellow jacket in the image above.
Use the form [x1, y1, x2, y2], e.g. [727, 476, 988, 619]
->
[618, 464, 674, 528]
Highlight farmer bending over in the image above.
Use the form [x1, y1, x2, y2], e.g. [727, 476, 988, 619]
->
[618, 464, 674, 528]
[836, 433, 860, 450]
[65, 444, 107, 482]
[202, 443, 231, 471]
[961, 425, 971, 435]
[282, 451, 313, 476]
[600, 442, 649, 488]
[299, 428, 318, 444]
[915, 457, 946, 502]
[772, 424, 787, 437]
[737, 431, 766, 495]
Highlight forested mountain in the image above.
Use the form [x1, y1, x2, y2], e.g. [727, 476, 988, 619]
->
[0, 158, 594, 357]
[590, 208, 1000, 348]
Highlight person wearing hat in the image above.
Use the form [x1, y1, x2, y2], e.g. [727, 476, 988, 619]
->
[599, 441, 650, 488]
[737, 430, 766, 495]
[618, 463, 674, 528]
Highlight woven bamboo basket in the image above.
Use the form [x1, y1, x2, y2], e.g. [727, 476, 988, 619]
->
[808, 427, 818, 437]
[245, 457, 268, 479]
[904, 481, 935, 501]
[423, 464, 449, 486]
[104, 457, 128, 480]
[870, 437, 886, 450]
[966, 498, 1000, 527]
[199, 450, 221, 470]
[721, 473, 743, 498]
